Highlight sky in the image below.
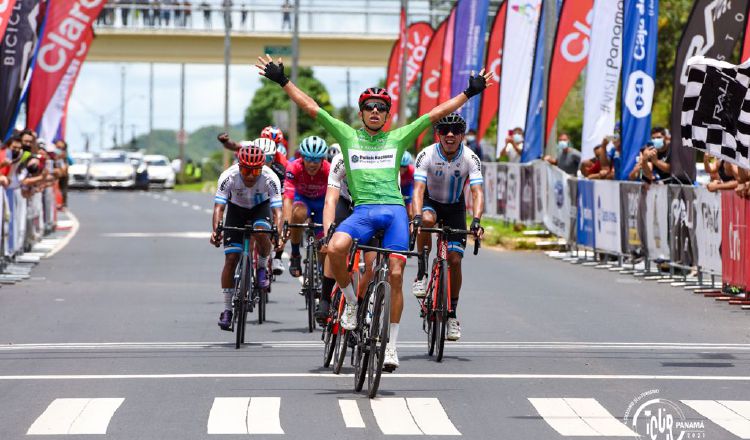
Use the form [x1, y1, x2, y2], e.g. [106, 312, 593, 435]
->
[65, 63, 385, 153]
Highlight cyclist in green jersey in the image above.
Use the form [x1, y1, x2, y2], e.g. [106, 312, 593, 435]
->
[256, 54, 493, 369]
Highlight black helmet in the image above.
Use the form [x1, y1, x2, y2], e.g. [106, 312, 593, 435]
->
[434, 112, 467, 134]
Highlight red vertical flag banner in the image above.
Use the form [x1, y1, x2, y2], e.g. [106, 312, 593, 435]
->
[26, 0, 106, 132]
[545, 0, 594, 140]
[742, 4, 750, 62]
[385, 21, 434, 130]
[438, 10, 456, 105]
[477, 2, 507, 143]
[0, 0, 18, 41]
[416, 18, 449, 148]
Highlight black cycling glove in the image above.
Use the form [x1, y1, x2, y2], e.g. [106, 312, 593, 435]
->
[463, 73, 487, 99]
[263, 61, 289, 87]
[412, 214, 423, 230]
[470, 217, 482, 233]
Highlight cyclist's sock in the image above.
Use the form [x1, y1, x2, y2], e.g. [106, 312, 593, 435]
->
[343, 283, 357, 304]
[222, 288, 233, 310]
[322, 276, 336, 300]
[258, 255, 269, 270]
[387, 323, 399, 349]
[449, 298, 458, 318]
[274, 250, 283, 259]
[291, 243, 300, 256]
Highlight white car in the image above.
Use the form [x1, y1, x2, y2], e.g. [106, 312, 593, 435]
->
[87, 152, 137, 189]
[67, 152, 93, 188]
[144, 155, 176, 189]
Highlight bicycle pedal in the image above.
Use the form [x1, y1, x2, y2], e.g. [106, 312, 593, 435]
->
[382, 364, 396, 373]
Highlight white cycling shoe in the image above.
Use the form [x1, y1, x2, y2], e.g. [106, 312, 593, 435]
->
[446, 318, 461, 341]
[340, 302, 358, 331]
[383, 346, 399, 370]
[412, 277, 427, 298]
[272, 258, 285, 276]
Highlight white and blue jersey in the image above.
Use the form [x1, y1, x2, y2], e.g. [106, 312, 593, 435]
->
[214, 164, 282, 210]
[414, 143, 483, 204]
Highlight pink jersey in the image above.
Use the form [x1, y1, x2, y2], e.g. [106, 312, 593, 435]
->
[400, 164, 415, 187]
[284, 159, 330, 200]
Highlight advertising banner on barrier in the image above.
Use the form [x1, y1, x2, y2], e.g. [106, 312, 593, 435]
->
[506, 164, 521, 222]
[568, 178, 578, 242]
[695, 187, 722, 274]
[644, 184, 669, 260]
[721, 192, 746, 287]
[619, 182, 644, 256]
[496, 163, 508, 217]
[533, 161, 546, 223]
[483, 163, 497, 217]
[544, 164, 571, 239]
[576, 180, 595, 247]
[668, 185, 698, 267]
[593, 180, 621, 254]
[520, 165, 535, 223]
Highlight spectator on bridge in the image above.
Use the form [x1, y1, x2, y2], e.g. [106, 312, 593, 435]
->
[200, 1, 212, 29]
[465, 129, 483, 160]
[282, 0, 292, 30]
[240, 2, 248, 28]
[499, 127, 524, 163]
[544, 132, 580, 176]
[152, 0, 163, 27]
[119, 0, 131, 26]
[161, 0, 174, 26]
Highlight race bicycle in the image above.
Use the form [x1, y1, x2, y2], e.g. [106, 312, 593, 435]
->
[413, 225, 480, 362]
[284, 217, 324, 333]
[216, 222, 278, 349]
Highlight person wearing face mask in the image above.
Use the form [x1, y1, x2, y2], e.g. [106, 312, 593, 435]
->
[543, 133, 580, 176]
[464, 129, 483, 160]
[500, 127, 524, 163]
[637, 127, 672, 183]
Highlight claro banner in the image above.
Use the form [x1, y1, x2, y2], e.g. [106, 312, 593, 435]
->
[416, 16, 449, 149]
[721, 191, 747, 288]
[477, 2, 506, 143]
[671, 0, 750, 183]
[26, 0, 106, 133]
[0, 0, 18, 43]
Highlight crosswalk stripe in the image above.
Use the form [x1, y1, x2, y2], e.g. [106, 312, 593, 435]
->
[27, 398, 124, 435]
[529, 398, 636, 436]
[339, 399, 365, 428]
[371, 398, 423, 435]
[207, 397, 284, 435]
[682, 400, 750, 439]
[406, 398, 462, 436]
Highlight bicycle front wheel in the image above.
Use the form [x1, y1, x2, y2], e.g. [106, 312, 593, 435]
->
[367, 281, 391, 398]
[436, 260, 449, 363]
[426, 260, 439, 357]
[257, 287, 266, 324]
[235, 255, 250, 349]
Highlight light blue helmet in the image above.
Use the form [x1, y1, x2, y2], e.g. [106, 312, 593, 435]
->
[401, 151, 413, 167]
[299, 136, 328, 159]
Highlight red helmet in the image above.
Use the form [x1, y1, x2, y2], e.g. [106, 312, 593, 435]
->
[358, 87, 392, 109]
[236, 146, 265, 168]
[260, 126, 286, 144]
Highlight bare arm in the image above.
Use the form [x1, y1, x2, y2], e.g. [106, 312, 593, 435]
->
[282, 82, 320, 118]
[210, 203, 226, 246]
[470, 184, 484, 220]
[322, 186, 340, 238]
[412, 181, 426, 217]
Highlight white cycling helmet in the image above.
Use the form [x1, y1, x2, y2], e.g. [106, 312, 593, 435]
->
[327, 143, 341, 161]
[238, 140, 254, 148]
[253, 137, 277, 157]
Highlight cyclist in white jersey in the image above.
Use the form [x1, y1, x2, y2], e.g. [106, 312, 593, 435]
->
[210, 146, 283, 330]
[411, 113, 485, 341]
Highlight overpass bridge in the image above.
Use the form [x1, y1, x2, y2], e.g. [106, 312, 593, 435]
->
[88, 1, 458, 67]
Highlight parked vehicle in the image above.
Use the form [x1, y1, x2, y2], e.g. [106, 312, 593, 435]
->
[126, 152, 150, 190]
[67, 152, 93, 189]
[87, 151, 137, 189]
[144, 155, 176, 189]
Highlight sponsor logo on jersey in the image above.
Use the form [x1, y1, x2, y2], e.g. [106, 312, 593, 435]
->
[348, 148, 396, 170]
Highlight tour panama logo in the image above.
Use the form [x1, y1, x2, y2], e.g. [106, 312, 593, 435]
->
[348, 148, 397, 171]
[624, 389, 705, 440]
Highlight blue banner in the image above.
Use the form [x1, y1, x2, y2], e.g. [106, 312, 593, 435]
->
[576, 180, 595, 247]
[450, 0, 490, 132]
[619, 0, 659, 180]
[521, 0, 548, 163]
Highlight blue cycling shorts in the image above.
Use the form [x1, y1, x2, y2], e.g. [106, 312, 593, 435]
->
[337, 204, 409, 254]
[401, 183, 414, 203]
[293, 194, 324, 226]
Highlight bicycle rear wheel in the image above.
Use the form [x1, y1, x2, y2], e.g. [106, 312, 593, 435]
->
[322, 290, 340, 367]
[367, 281, 390, 398]
[305, 245, 316, 333]
[435, 260, 449, 363]
[258, 287, 266, 324]
[235, 255, 250, 349]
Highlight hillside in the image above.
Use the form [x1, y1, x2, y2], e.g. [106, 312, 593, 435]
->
[130, 123, 245, 160]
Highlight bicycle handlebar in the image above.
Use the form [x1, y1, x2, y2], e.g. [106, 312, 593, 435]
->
[416, 226, 481, 256]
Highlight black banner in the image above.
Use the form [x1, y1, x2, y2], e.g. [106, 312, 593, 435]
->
[671, 0, 750, 183]
[619, 182, 645, 257]
[0, 0, 42, 138]
[567, 178, 578, 243]
[496, 163, 507, 216]
[520, 165, 535, 222]
[668, 185, 698, 267]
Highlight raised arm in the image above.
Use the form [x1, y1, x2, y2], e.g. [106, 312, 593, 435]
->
[427, 70, 494, 123]
[255, 55, 320, 118]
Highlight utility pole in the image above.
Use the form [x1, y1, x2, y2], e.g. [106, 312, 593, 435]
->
[179, 64, 186, 174]
[99, 116, 104, 151]
[397, 0, 408, 127]
[289, 0, 300, 152]
[120, 65, 126, 148]
[346, 69, 351, 119]
[222, 0, 231, 167]
[149, 63, 154, 147]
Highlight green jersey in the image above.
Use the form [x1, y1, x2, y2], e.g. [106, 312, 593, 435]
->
[316, 109, 432, 206]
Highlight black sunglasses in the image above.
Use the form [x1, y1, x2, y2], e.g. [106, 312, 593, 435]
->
[436, 124, 464, 136]
[361, 102, 390, 113]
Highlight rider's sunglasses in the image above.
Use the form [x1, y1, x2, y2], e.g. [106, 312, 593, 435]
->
[361, 102, 390, 113]
[303, 156, 322, 164]
[437, 124, 464, 136]
[239, 165, 263, 176]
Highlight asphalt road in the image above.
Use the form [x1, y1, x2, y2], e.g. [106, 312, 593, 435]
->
[1, 190, 750, 439]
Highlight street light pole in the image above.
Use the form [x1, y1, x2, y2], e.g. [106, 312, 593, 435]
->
[120, 65, 125, 147]
[179, 63, 186, 175]
[289, 0, 300, 152]
[149, 63, 154, 147]
[222, 0, 232, 168]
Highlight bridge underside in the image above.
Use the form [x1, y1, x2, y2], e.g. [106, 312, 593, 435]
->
[89, 30, 393, 67]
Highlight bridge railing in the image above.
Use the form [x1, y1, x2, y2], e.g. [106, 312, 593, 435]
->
[93, 2, 450, 35]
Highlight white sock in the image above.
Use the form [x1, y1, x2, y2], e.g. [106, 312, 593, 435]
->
[222, 288, 233, 310]
[258, 255, 269, 269]
[343, 282, 357, 304]
[388, 323, 399, 349]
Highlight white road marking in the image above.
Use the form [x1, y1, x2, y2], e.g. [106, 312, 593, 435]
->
[192, 205, 202, 210]
[247, 397, 284, 434]
[27, 398, 124, 435]
[46, 209, 80, 258]
[207, 397, 283, 434]
[407, 397, 462, 435]
[339, 399, 365, 428]
[171, 199, 178, 204]
[101, 232, 211, 239]
[181, 201, 190, 207]
[371, 398, 423, 435]
[682, 400, 750, 439]
[530, 398, 636, 436]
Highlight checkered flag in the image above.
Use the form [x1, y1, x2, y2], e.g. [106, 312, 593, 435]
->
[681, 56, 750, 169]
